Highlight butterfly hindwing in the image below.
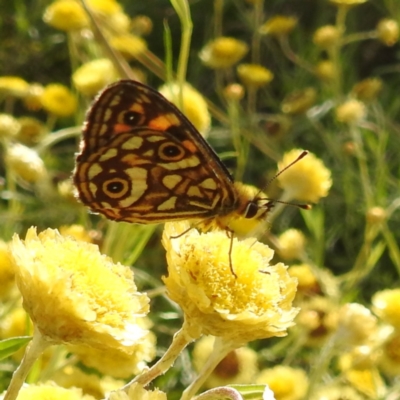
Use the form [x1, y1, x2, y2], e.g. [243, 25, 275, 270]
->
[74, 80, 238, 223]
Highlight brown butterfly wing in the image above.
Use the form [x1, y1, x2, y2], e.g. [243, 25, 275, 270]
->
[73, 80, 238, 223]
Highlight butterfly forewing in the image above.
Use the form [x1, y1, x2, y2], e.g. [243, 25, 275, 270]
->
[74, 80, 238, 223]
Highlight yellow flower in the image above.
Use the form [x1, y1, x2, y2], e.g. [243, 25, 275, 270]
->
[0, 114, 20, 139]
[314, 60, 337, 82]
[5, 382, 97, 400]
[16, 117, 46, 146]
[109, 383, 167, 400]
[237, 64, 274, 88]
[52, 366, 124, 399]
[278, 149, 332, 203]
[72, 59, 119, 97]
[313, 25, 341, 49]
[159, 82, 210, 136]
[281, 88, 317, 115]
[296, 296, 338, 347]
[343, 367, 386, 399]
[352, 78, 382, 102]
[110, 34, 147, 60]
[259, 16, 298, 36]
[68, 326, 156, 378]
[162, 222, 298, 344]
[40, 84, 77, 117]
[376, 18, 399, 46]
[10, 227, 151, 352]
[23, 83, 45, 111]
[378, 330, 400, 377]
[87, 0, 122, 15]
[59, 225, 94, 243]
[223, 83, 245, 101]
[5, 144, 47, 183]
[310, 384, 364, 400]
[329, 0, 367, 7]
[0, 240, 15, 300]
[256, 366, 309, 400]
[277, 229, 306, 261]
[336, 303, 377, 347]
[131, 15, 153, 36]
[192, 336, 259, 388]
[335, 99, 366, 124]
[0, 76, 29, 97]
[288, 264, 320, 297]
[43, 0, 89, 31]
[372, 289, 400, 329]
[199, 37, 248, 69]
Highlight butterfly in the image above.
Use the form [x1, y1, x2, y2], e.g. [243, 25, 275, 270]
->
[73, 80, 275, 234]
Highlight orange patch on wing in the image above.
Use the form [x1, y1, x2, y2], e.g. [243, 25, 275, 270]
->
[149, 113, 181, 131]
[113, 123, 133, 134]
[182, 139, 197, 153]
[129, 103, 144, 113]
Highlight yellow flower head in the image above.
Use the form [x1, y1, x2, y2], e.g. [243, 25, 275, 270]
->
[59, 225, 94, 243]
[0, 114, 20, 140]
[40, 84, 77, 117]
[329, 0, 367, 7]
[0, 240, 16, 300]
[372, 289, 400, 329]
[378, 330, 400, 377]
[313, 25, 341, 49]
[281, 87, 317, 115]
[0, 76, 29, 97]
[52, 366, 124, 399]
[69, 328, 156, 378]
[110, 34, 147, 60]
[336, 303, 377, 347]
[352, 78, 382, 102]
[192, 335, 259, 388]
[199, 37, 248, 69]
[16, 117, 46, 146]
[259, 16, 298, 36]
[288, 264, 320, 297]
[159, 82, 210, 136]
[335, 99, 366, 124]
[296, 296, 338, 347]
[278, 149, 332, 203]
[223, 83, 245, 101]
[376, 18, 399, 46]
[5, 382, 96, 400]
[256, 366, 309, 400]
[237, 64, 274, 88]
[10, 228, 151, 353]
[109, 383, 167, 400]
[277, 229, 306, 261]
[73, 59, 119, 97]
[162, 222, 298, 344]
[43, 0, 89, 31]
[314, 60, 337, 82]
[131, 15, 153, 36]
[5, 144, 47, 183]
[23, 83, 45, 111]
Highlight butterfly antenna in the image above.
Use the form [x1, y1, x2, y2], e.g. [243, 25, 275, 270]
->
[255, 150, 309, 198]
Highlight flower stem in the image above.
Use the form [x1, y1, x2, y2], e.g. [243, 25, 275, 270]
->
[4, 331, 50, 400]
[180, 337, 236, 400]
[125, 326, 194, 388]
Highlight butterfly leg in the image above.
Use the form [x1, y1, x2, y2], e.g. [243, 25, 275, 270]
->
[226, 229, 238, 278]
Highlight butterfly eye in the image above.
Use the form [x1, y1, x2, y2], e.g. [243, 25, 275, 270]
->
[244, 201, 259, 219]
[122, 111, 142, 125]
[102, 178, 129, 198]
[158, 142, 185, 161]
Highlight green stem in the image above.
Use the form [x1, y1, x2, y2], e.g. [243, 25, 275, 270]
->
[124, 325, 195, 389]
[4, 331, 51, 400]
[181, 337, 236, 400]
